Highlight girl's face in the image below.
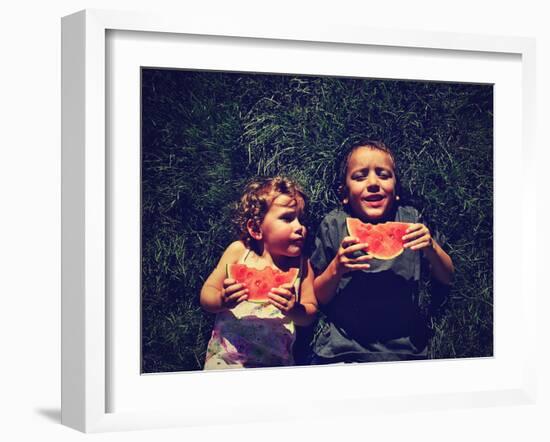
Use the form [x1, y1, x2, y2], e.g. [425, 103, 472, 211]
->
[257, 194, 306, 258]
[344, 146, 397, 221]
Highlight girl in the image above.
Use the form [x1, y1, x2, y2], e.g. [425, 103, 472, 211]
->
[311, 140, 454, 363]
[200, 176, 318, 369]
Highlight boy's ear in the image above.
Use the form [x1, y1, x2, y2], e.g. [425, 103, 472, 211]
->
[246, 219, 262, 240]
[337, 185, 348, 205]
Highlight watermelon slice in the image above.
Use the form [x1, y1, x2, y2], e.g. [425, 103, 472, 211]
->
[227, 263, 299, 303]
[346, 218, 410, 260]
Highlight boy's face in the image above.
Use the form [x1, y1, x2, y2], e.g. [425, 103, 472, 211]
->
[258, 194, 306, 258]
[344, 146, 397, 221]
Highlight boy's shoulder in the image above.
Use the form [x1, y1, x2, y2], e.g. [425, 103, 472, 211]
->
[396, 205, 421, 223]
[321, 208, 348, 224]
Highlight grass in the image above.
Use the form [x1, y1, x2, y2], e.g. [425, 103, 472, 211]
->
[141, 68, 493, 372]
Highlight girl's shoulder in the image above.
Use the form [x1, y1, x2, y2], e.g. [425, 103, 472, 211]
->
[222, 240, 248, 262]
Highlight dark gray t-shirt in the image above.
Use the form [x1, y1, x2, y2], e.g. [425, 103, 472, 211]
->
[311, 206, 442, 362]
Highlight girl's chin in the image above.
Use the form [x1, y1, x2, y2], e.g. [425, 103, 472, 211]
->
[286, 247, 302, 256]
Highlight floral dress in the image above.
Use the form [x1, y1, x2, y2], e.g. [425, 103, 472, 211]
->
[204, 251, 301, 370]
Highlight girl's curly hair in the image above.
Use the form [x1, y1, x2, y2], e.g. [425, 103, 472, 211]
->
[234, 176, 307, 250]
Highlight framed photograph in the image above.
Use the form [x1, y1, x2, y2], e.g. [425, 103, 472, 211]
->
[62, 9, 537, 433]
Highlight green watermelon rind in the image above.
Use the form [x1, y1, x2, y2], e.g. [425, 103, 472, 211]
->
[226, 263, 299, 303]
[346, 218, 410, 260]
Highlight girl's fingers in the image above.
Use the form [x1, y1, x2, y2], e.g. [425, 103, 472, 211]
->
[268, 291, 292, 304]
[224, 288, 248, 300]
[268, 299, 287, 311]
[235, 294, 249, 303]
[278, 283, 294, 291]
[224, 282, 246, 294]
[268, 295, 293, 312]
[270, 287, 293, 299]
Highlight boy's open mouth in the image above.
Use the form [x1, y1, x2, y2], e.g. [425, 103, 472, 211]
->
[364, 194, 384, 202]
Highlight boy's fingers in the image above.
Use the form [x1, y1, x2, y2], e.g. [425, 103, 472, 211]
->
[404, 236, 430, 249]
[352, 254, 372, 262]
[405, 223, 422, 233]
[345, 263, 371, 270]
[341, 236, 359, 248]
[343, 242, 369, 255]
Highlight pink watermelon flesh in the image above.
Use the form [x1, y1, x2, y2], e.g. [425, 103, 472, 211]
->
[346, 218, 410, 260]
[227, 263, 299, 303]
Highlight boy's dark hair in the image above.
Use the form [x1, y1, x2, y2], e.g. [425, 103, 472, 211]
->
[234, 176, 307, 250]
[336, 138, 400, 203]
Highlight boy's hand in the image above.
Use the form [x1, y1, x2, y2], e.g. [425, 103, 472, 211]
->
[220, 278, 248, 309]
[335, 236, 372, 275]
[402, 223, 434, 253]
[267, 283, 296, 314]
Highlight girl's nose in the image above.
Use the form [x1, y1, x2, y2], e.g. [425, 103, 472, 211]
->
[293, 220, 305, 233]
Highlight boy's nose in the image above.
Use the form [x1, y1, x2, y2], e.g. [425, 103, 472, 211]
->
[366, 176, 380, 190]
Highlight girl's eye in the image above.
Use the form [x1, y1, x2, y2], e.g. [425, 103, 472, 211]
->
[377, 169, 392, 179]
[352, 173, 367, 181]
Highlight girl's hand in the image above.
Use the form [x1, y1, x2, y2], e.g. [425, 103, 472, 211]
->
[220, 278, 248, 309]
[335, 236, 372, 275]
[267, 283, 296, 315]
[402, 223, 434, 253]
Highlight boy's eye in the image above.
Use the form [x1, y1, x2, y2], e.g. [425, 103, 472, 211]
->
[377, 169, 392, 179]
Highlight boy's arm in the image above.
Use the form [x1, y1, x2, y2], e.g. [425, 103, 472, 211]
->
[200, 241, 247, 313]
[313, 257, 343, 305]
[403, 222, 454, 285]
[423, 240, 454, 285]
[313, 237, 371, 305]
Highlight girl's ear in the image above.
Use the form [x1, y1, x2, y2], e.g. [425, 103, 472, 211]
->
[246, 219, 262, 240]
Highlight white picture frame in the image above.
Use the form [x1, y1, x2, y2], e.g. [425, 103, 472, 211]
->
[61, 9, 537, 433]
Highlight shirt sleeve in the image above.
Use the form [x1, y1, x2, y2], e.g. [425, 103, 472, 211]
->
[310, 214, 340, 276]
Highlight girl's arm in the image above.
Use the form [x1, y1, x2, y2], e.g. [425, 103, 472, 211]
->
[200, 241, 248, 313]
[286, 260, 318, 326]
